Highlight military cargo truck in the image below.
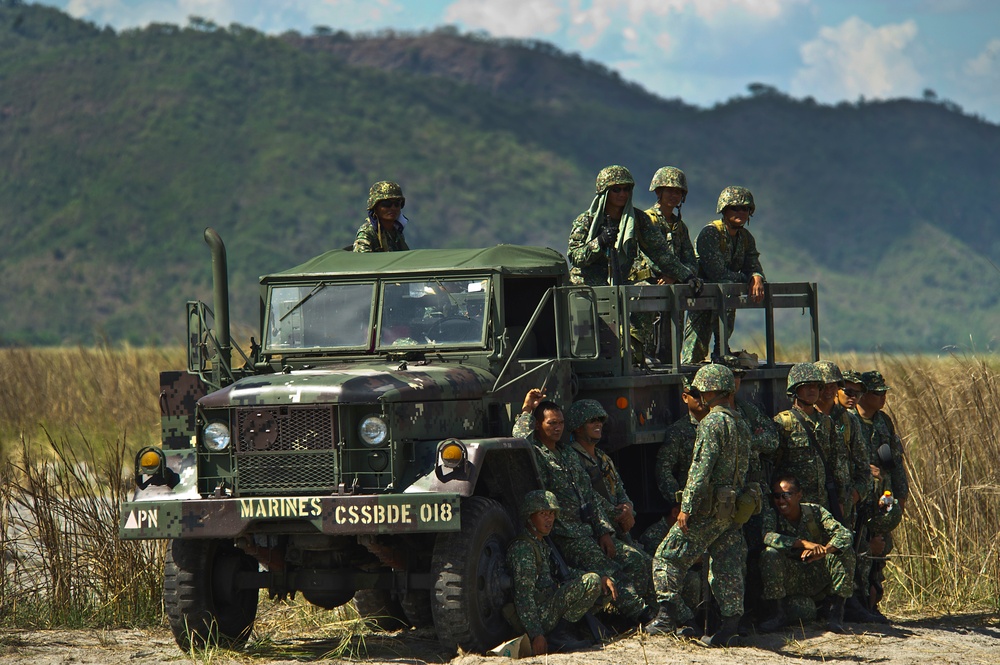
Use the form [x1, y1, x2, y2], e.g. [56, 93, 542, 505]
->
[119, 229, 818, 653]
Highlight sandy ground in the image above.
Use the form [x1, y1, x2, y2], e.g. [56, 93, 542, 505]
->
[2, 615, 998, 665]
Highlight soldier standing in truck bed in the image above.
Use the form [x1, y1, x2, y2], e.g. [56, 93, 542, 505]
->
[353, 180, 410, 252]
[681, 186, 765, 363]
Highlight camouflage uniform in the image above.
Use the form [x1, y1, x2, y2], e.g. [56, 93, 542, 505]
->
[830, 403, 872, 518]
[506, 491, 605, 639]
[567, 166, 696, 287]
[513, 413, 650, 621]
[353, 181, 410, 253]
[773, 407, 850, 515]
[639, 413, 696, 554]
[760, 503, 855, 602]
[652, 366, 752, 623]
[681, 187, 764, 363]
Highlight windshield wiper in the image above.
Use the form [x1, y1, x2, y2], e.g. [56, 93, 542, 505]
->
[279, 282, 328, 322]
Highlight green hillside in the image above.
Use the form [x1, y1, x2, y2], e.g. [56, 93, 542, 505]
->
[0, 2, 997, 352]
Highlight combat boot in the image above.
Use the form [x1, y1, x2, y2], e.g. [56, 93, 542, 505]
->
[642, 604, 678, 635]
[844, 595, 877, 623]
[827, 597, 847, 633]
[757, 599, 787, 633]
[546, 620, 592, 652]
[700, 614, 741, 647]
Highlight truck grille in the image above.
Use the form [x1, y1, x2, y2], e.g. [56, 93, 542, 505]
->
[233, 406, 339, 494]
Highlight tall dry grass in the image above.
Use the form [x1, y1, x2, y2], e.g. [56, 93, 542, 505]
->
[835, 352, 1000, 615]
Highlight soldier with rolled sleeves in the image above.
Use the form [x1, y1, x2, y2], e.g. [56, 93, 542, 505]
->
[757, 474, 855, 634]
[772, 363, 851, 523]
[645, 364, 753, 648]
[852, 370, 908, 623]
[681, 186, 765, 363]
[353, 180, 410, 252]
[506, 490, 615, 655]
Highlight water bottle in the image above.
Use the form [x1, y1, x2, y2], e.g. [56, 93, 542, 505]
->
[879, 490, 895, 513]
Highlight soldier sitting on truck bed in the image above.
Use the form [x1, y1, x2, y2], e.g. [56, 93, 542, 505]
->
[514, 389, 656, 627]
[353, 180, 410, 252]
[505, 490, 615, 655]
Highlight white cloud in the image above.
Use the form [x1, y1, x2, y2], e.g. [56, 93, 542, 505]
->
[442, 0, 563, 38]
[964, 38, 1000, 78]
[791, 16, 921, 101]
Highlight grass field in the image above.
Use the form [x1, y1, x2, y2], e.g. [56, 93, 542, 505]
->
[1, 346, 997, 634]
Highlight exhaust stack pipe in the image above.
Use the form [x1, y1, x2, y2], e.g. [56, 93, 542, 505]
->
[203, 228, 232, 381]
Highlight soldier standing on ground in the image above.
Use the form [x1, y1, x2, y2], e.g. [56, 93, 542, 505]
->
[506, 490, 616, 655]
[681, 186, 765, 363]
[353, 181, 410, 252]
[645, 364, 752, 648]
[772, 363, 851, 521]
[757, 474, 855, 634]
[815, 361, 871, 525]
[853, 370, 908, 624]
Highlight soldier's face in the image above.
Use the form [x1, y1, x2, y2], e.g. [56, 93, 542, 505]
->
[606, 184, 632, 209]
[722, 205, 750, 229]
[656, 186, 684, 211]
[536, 408, 565, 446]
[820, 382, 840, 401]
[529, 509, 556, 536]
[794, 383, 821, 405]
[375, 198, 402, 225]
[771, 480, 801, 517]
[838, 382, 864, 408]
[576, 417, 605, 444]
[859, 390, 887, 412]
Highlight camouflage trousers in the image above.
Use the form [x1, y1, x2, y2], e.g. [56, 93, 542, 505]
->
[681, 309, 736, 364]
[856, 530, 895, 605]
[505, 572, 604, 636]
[553, 534, 653, 622]
[631, 313, 674, 363]
[638, 516, 670, 556]
[653, 517, 746, 620]
[760, 546, 855, 600]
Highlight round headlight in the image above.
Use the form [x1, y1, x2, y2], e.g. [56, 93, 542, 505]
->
[359, 415, 388, 446]
[203, 422, 231, 451]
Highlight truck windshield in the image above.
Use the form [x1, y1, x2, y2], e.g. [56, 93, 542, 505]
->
[379, 278, 490, 348]
[266, 282, 375, 351]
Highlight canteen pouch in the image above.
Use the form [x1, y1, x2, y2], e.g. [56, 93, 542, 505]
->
[713, 486, 737, 522]
[732, 484, 762, 525]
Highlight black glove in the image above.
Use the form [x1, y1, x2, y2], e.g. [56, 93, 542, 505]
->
[687, 276, 704, 296]
[598, 225, 618, 248]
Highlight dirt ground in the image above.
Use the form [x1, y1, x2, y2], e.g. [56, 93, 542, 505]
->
[2, 615, 998, 665]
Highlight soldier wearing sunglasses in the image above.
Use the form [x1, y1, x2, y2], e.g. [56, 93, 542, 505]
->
[353, 180, 410, 253]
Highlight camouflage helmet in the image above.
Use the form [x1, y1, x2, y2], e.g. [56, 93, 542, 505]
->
[717, 354, 747, 376]
[716, 185, 755, 215]
[692, 364, 736, 393]
[814, 360, 844, 385]
[565, 399, 608, 432]
[595, 165, 634, 194]
[521, 489, 560, 521]
[860, 370, 891, 393]
[786, 362, 825, 396]
[649, 166, 688, 194]
[366, 180, 405, 211]
[842, 369, 864, 385]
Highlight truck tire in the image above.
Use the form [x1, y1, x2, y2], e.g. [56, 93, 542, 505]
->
[430, 496, 514, 652]
[401, 589, 433, 628]
[163, 539, 259, 650]
[353, 589, 408, 630]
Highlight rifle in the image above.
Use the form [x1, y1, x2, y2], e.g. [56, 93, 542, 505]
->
[545, 535, 611, 643]
[605, 222, 623, 286]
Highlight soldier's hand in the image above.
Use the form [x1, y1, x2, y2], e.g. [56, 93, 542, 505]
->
[676, 510, 690, 533]
[870, 464, 882, 480]
[749, 274, 765, 303]
[615, 504, 635, 533]
[601, 576, 619, 601]
[598, 532, 617, 559]
[531, 635, 548, 656]
[800, 540, 828, 562]
[522, 388, 545, 414]
[598, 225, 618, 248]
[686, 275, 704, 296]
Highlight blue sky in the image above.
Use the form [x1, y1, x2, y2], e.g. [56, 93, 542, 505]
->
[40, 0, 1000, 123]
